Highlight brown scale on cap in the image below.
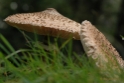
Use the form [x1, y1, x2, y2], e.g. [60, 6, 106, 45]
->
[80, 20, 124, 69]
[4, 8, 124, 69]
[4, 8, 81, 40]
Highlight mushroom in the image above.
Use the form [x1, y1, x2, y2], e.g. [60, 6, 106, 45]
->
[4, 8, 81, 40]
[80, 20, 124, 69]
[4, 8, 124, 69]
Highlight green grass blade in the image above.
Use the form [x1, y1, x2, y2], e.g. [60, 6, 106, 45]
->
[0, 43, 10, 54]
[0, 34, 21, 66]
[59, 38, 72, 50]
[0, 34, 16, 53]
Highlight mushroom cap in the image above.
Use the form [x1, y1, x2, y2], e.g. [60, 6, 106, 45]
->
[80, 20, 124, 68]
[4, 8, 81, 40]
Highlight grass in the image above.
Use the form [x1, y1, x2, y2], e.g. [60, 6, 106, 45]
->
[0, 33, 124, 83]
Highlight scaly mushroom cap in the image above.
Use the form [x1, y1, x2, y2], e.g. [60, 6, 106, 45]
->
[80, 20, 124, 69]
[4, 8, 81, 40]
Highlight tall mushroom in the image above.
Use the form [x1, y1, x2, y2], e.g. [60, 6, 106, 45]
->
[4, 8, 124, 70]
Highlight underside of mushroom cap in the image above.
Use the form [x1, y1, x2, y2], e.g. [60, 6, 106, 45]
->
[4, 8, 81, 40]
[80, 20, 124, 69]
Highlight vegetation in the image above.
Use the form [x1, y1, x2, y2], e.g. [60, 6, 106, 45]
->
[0, 34, 124, 83]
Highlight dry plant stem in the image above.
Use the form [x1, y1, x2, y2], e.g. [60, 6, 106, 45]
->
[80, 20, 124, 69]
[4, 8, 81, 40]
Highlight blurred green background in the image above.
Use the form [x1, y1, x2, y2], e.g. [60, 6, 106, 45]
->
[0, 0, 124, 57]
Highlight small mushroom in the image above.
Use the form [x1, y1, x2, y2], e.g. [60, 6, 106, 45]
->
[4, 8, 81, 40]
[4, 8, 124, 69]
[80, 20, 124, 69]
